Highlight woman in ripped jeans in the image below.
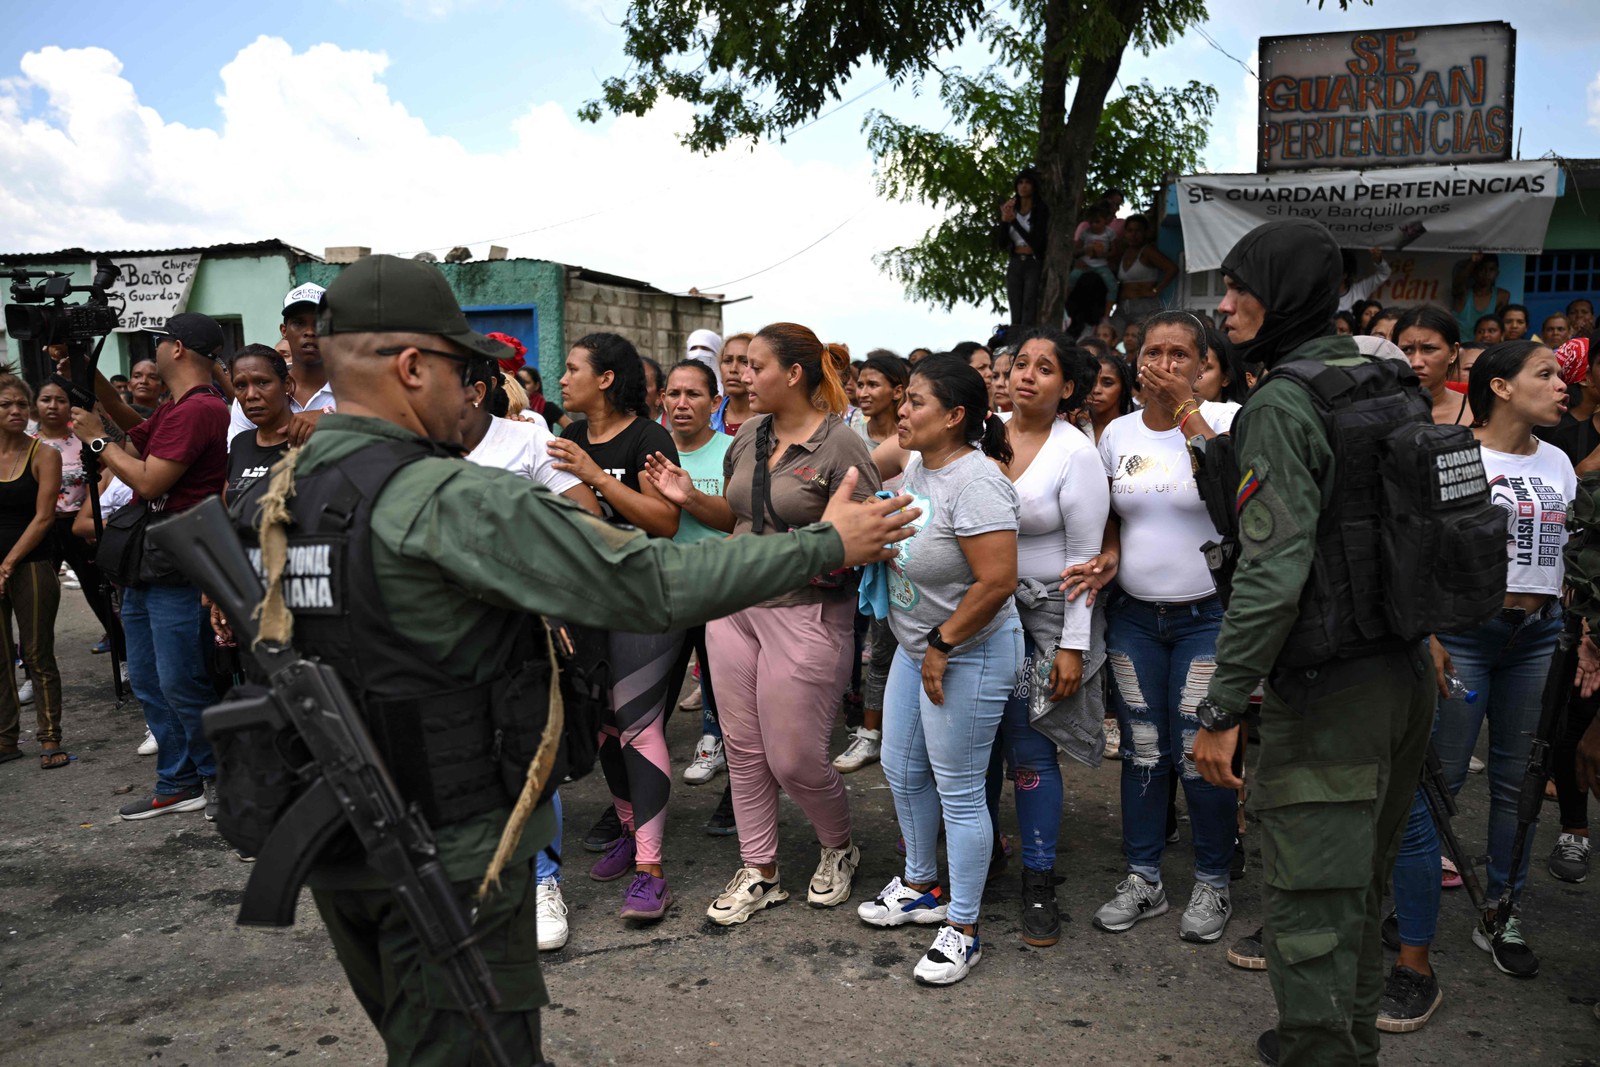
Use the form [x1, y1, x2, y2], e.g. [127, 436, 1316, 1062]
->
[1066, 310, 1241, 945]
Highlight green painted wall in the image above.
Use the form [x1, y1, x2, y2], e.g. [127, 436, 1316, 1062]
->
[296, 258, 568, 387]
[1543, 190, 1600, 251]
[5, 253, 298, 377]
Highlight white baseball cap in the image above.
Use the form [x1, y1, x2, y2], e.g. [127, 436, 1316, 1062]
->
[283, 282, 327, 316]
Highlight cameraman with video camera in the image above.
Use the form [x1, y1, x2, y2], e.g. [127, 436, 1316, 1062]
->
[68, 312, 230, 819]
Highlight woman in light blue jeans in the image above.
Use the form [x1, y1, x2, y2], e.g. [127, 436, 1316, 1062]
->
[860, 355, 1020, 987]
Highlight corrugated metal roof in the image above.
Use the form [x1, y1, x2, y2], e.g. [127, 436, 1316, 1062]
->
[0, 239, 321, 264]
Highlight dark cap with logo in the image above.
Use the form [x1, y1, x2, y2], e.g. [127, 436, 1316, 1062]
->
[147, 312, 226, 359]
[318, 254, 508, 360]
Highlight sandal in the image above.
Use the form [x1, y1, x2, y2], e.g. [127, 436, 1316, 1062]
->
[40, 749, 70, 770]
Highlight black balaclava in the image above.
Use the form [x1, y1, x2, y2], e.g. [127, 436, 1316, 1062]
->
[1219, 219, 1343, 369]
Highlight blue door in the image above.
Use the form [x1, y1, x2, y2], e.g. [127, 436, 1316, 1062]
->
[463, 305, 537, 353]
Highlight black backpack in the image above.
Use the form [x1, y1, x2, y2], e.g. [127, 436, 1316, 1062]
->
[1268, 359, 1506, 663]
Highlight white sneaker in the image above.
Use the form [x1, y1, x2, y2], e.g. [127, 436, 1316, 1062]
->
[1468, 756, 1485, 774]
[857, 876, 947, 927]
[807, 843, 860, 907]
[535, 877, 569, 951]
[707, 865, 788, 926]
[17, 678, 32, 705]
[914, 924, 981, 985]
[62, 569, 80, 590]
[678, 684, 704, 711]
[682, 735, 726, 785]
[833, 729, 882, 773]
[137, 729, 158, 756]
[120, 661, 129, 684]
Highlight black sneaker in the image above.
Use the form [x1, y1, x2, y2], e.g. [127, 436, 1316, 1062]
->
[1376, 963, 1442, 1033]
[582, 805, 623, 852]
[1227, 926, 1266, 970]
[202, 777, 218, 822]
[1255, 1028, 1279, 1066]
[1472, 915, 1539, 978]
[1231, 833, 1248, 879]
[1381, 910, 1400, 951]
[1020, 867, 1063, 947]
[705, 785, 736, 837]
[118, 784, 206, 821]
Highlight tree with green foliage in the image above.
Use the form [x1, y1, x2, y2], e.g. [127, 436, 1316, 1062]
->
[582, 0, 1355, 326]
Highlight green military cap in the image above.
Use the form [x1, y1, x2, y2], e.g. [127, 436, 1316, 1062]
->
[318, 254, 510, 360]
[1565, 471, 1600, 632]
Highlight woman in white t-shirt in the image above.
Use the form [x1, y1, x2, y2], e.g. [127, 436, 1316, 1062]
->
[993, 327, 1109, 947]
[1389, 340, 1574, 991]
[459, 362, 600, 953]
[1067, 310, 1240, 946]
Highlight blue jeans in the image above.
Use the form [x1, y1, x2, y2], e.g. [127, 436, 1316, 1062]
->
[536, 791, 564, 883]
[122, 583, 216, 794]
[1105, 593, 1234, 889]
[1392, 606, 1562, 942]
[989, 633, 1064, 871]
[883, 618, 1023, 925]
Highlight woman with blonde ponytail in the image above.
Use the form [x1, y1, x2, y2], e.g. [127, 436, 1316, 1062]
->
[650, 322, 881, 927]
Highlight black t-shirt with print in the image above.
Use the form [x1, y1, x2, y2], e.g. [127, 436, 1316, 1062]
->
[561, 415, 677, 528]
[226, 428, 290, 501]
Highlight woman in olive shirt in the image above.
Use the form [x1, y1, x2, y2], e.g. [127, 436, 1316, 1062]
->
[646, 322, 880, 927]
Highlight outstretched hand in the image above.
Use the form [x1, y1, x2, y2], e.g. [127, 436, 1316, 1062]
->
[643, 451, 693, 506]
[821, 468, 918, 567]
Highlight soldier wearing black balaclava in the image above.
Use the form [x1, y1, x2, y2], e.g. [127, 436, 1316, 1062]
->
[1188, 220, 1437, 1066]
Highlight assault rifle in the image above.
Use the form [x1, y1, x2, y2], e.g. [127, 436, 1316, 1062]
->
[145, 497, 514, 1067]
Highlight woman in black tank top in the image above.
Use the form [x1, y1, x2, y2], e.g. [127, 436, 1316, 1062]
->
[0, 367, 65, 769]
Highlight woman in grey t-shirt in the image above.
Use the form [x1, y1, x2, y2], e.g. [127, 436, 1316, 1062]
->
[856, 355, 1022, 987]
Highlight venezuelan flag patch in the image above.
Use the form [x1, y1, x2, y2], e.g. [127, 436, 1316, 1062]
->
[1236, 468, 1261, 510]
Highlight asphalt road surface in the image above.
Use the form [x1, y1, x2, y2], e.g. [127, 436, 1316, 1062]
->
[1, 595, 1596, 1065]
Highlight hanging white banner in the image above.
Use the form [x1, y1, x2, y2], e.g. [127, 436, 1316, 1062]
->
[1176, 161, 1559, 272]
[112, 253, 202, 332]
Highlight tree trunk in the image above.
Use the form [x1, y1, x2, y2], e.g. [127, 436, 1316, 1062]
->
[1036, 0, 1148, 328]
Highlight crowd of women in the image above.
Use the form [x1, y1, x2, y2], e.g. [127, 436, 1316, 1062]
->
[3, 284, 1592, 1012]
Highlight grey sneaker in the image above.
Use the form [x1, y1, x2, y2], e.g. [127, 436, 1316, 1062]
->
[1547, 832, 1590, 884]
[1179, 882, 1232, 943]
[1092, 873, 1168, 932]
[203, 777, 219, 822]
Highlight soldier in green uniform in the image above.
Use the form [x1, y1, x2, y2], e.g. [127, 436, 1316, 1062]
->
[249, 254, 918, 1066]
[1190, 220, 1436, 1067]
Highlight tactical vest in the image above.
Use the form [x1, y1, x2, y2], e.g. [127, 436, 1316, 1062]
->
[1266, 358, 1505, 668]
[230, 437, 550, 828]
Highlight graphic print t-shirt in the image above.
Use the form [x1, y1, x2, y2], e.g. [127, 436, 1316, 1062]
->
[561, 416, 677, 530]
[1482, 440, 1577, 596]
[226, 429, 290, 501]
[1097, 402, 1238, 601]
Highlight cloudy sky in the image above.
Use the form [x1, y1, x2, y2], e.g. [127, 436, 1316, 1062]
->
[3, 0, 1597, 352]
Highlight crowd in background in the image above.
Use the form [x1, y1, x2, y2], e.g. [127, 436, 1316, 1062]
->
[2, 209, 1598, 1015]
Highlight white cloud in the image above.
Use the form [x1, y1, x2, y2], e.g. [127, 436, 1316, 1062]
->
[0, 37, 960, 349]
[1589, 69, 1600, 132]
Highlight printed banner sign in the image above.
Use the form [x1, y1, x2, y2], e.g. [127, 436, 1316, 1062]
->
[1175, 161, 1558, 272]
[112, 253, 202, 332]
[1258, 21, 1515, 172]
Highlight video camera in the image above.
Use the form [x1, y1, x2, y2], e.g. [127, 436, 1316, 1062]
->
[2, 258, 123, 390]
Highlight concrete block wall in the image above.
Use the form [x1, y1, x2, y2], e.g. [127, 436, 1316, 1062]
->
[562, 279, 722, 367]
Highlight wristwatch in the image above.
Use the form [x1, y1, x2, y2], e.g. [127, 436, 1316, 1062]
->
[926, 627, 955, 654]
[88, 437, 109, 455]
[1195, 697, 1243, 732]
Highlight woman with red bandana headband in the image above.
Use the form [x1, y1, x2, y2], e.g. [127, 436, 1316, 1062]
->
[490, 331, 569, 432]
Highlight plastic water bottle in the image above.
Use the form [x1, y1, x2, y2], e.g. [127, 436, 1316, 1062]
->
[1444, 670, 1478, 703]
